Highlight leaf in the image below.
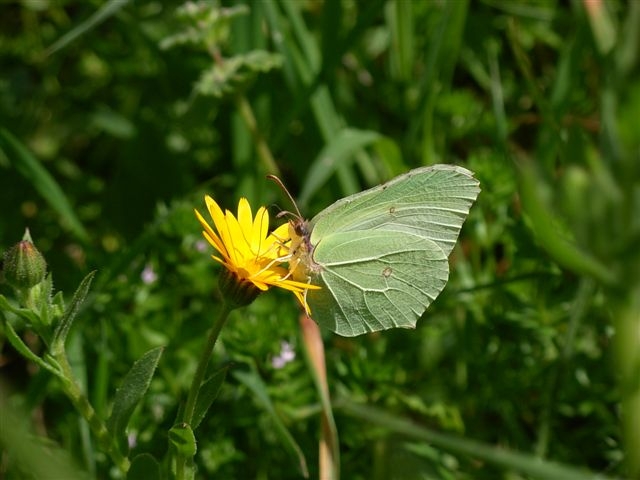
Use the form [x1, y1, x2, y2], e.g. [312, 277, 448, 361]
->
[297, 128, 384, 207]
[192, 365, 229, 430]
[0, 307, 62, 377]
[518, 162, 616, 286]
[127, 454, 161, 480]
[51, 272, 96, 353]
[234, 368, 309, 478]
[0, 128, 89, 242]
[168, 423, 197, 458]
[0, 294, 40, 327]
[194, 51, 283, 98]
[107, 346, 163, 441]
[160, 4, 249, 51]
[44, 0, 131, 56]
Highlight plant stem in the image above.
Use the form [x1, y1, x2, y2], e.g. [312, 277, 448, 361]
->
[612, 284, 640, 477]
[176, 301, 233, 480]
[55, 352, 130, 475]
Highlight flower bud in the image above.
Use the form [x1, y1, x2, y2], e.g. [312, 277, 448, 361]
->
[3, 229, 47, 290]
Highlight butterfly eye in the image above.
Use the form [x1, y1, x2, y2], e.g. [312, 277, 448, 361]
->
[294, 221, 309, 237]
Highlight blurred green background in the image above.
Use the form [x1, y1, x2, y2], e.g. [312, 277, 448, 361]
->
[1, 0, 639, 478]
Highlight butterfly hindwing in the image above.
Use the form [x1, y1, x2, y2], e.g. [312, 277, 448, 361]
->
[307, 230, 449, 336]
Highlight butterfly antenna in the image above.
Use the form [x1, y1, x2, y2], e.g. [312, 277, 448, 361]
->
[266, 174, 303, 219]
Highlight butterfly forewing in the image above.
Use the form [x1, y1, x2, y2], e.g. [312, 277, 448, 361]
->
[309, 165, 480, 258]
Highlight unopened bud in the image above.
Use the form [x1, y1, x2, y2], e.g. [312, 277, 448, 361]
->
[3, 229, 47, 290]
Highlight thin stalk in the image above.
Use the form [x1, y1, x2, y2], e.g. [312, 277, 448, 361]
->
[612, 283, 640, 477]
[54, 352, 130, 475]
[176, 301, 233, 480]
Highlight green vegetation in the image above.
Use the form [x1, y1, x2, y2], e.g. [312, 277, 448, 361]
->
[1, 1, 638, 479]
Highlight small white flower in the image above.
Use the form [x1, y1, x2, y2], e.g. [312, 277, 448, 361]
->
[272, 341, 296, 369]
[195, 239, 208, 253]
[141, 263, 158, 284]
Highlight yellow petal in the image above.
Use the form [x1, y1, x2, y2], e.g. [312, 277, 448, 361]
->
[237, 198, 253, 235]
[202, 230, 228, 260]
[252, 206, 269, 254]
[225, 208, 252, 262]
[195, 209, 222, 249]
[205, 196, 237, 264]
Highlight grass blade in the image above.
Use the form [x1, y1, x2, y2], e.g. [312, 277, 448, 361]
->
[44, 0, 131, 57]
[0, 128, 89, 242]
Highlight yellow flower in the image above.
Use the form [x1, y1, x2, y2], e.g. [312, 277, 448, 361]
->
[195, 196, 317, 311]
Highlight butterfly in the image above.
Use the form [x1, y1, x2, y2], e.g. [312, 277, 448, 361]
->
[272, 165, 480, 337]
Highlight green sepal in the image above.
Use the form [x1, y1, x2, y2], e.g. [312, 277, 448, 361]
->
[192, 364, 229, 430]
[107, 346, 164, 442]
[169, 423, 197, 458]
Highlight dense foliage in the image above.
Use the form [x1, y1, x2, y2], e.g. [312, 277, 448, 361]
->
[1, 1, 638, 479]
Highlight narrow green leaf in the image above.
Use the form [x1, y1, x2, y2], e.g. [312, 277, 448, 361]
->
[387, 0, 414, 81]
[107, 346, 163, 440]
[192, 365, 229, 430]
[44, 0, 131, 56]
[0, 294, 40, 326]
[127, 454, 161, 480]
[168, 423, 197, 458]
[51, 272, 96, 353]
[234, 368, 309, 478]
[0, 307, 61, 377]
[518, 163, 616, 286]
[298, 128, 383, 207]
[0, 128, 89, 242]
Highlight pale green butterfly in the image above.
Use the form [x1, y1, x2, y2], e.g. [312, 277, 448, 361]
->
[273, 165, 480, 337]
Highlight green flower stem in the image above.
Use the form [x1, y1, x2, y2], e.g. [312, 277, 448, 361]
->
[612, 284, 640, 477]
[176, 301, 233, 480]
[54, 351, 130, 475]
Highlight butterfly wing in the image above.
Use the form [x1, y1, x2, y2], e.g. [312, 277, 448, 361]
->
[304, 165, 479, 336]
[307, 230, 449, 336]
[309, 164, 480, 258]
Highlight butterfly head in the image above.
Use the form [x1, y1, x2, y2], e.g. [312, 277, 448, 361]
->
[287, 218, 318, 280]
